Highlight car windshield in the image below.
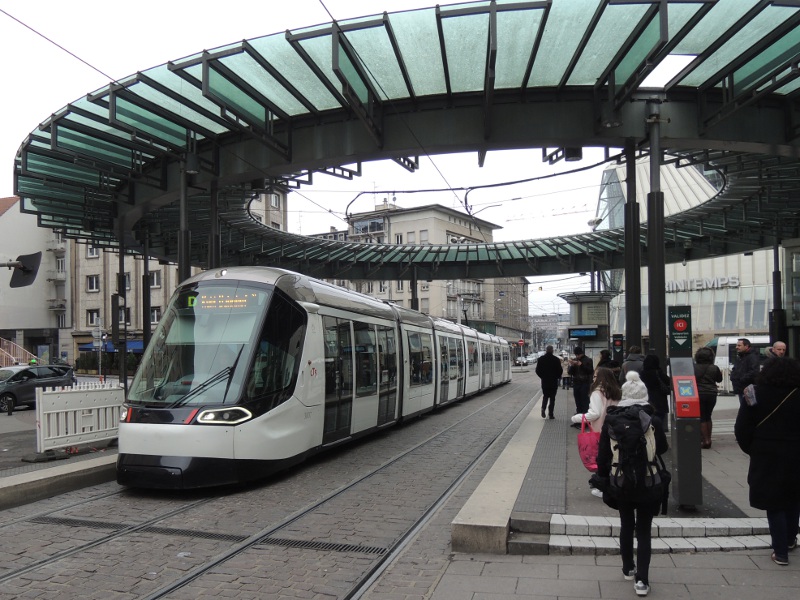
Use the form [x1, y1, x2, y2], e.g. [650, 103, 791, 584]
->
[0, 369, 19, 382]
[128, 282, 270, 407]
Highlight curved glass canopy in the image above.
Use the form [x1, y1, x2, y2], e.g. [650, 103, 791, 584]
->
[13, 0, 800, 279]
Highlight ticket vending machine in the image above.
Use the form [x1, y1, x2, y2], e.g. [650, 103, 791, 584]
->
[669, 357, 703, 508]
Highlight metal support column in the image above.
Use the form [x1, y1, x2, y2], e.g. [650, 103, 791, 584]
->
[646, 99, 666, 366]
[117, 230, 127, 395]
[771, 226, 788, 343]
[208, 179, 221, 269]
[141, 232, 151, 351]
[178, 163, 191, 283]
[624, 138, 642, 349]
[410, 266, 419, 311]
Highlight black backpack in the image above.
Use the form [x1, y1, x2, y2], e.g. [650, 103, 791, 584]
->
[606, 404, 671, 512]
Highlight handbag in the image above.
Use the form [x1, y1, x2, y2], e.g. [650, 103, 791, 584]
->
[577, 415, 601, 472]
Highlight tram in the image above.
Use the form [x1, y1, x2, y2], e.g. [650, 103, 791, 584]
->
[117, 267, 511, 489]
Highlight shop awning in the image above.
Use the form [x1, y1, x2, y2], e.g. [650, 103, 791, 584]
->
[78, 340, 145, 354]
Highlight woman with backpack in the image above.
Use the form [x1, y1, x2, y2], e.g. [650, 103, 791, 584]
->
[694, 346, 723, 449]
[735, 357, 800, 566]
[595, 371, 669, 597]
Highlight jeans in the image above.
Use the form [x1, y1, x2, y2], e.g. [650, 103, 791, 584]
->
[619, 502, 655, 584]
[767, 504, 800, 560]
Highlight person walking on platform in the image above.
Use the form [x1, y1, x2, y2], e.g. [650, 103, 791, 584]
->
[735, 357, 800, 566]
[694, 346, 722, 449]
[731, 338, 761, 407]
[536, 345, 563, 419]
[595, 371, 669, 596]
[568, 346, 593, 424]
[619, 345, 645, 384]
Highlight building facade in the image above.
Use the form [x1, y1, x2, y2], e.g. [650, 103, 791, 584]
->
[313, 200, 530, 345]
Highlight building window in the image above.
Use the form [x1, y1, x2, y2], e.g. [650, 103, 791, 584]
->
[149, 270, 162, 288]
[150, 307, 162, 324]
[87, 275, 100, 292]
[379, 281, 387, 293]
[270, 194, 280, 208]
[397, 280, 404, 292]
[124, 272, 131, 290]
[253, 213, 263, 222]
[57, 313, 66, 328]
[421, 282, 430, 291]
[407, 232, 416, 244]
[87, 245, 99, 258]
[56, 257, 66, 273]
[118, 307, 131, 325]
[271, 221, 280, 229]
[420, 298, 429, 313]
[87, 309, 100, 326]
[419, 230, 429, 244]
[395, 233, 403, 244]
[365, 281, 373, 294]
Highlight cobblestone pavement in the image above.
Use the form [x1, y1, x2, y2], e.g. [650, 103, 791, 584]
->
[0, 377, 534, 599]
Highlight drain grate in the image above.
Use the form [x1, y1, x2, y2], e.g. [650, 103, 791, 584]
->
[258, 537, 387, 555]
[30, 516, 126, 531]
[140, 526, 248, 543]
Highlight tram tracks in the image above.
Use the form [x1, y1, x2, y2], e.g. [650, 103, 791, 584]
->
[0, 380, 534, 599]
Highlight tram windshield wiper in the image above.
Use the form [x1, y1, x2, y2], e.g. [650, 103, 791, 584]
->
[168, 367, 233, 408]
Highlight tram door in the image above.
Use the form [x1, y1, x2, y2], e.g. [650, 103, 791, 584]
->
[450, 337, 465, 398]
[323, 316, 353, 445]
[439, 336, 450, 404]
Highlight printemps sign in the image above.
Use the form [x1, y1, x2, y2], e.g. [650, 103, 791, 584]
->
[665, 276, 739, 293]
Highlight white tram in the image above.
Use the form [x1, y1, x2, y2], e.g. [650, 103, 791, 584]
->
[117, 267, 511, 489]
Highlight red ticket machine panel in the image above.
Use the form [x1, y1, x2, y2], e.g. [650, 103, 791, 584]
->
[672, 376, 700, 418]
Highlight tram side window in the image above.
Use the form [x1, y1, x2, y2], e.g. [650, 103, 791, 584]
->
[467, 341, 478, 377]
[494, 347, 501, 372]
[409, 331, 433, 386]
[354, 321, 378, 397]
[378, 325, 397, 385]
[244, 293, 306, 409]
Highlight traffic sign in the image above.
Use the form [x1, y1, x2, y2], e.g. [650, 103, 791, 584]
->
[518, 339, 524, 346]
[669, 306, 692, 357]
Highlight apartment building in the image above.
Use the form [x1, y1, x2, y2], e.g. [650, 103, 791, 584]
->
[313, 200, 530, 343]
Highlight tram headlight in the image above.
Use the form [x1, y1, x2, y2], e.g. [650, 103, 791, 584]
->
[120, 407, 128, 422]
[195, 407, 253, 425]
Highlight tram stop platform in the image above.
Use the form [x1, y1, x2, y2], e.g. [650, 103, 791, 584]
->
[451, 377, 770, 557]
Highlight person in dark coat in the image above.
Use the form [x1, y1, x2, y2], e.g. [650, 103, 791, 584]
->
[694, 346, 723, 449]
[535, 345, 563, 419]
[619, 345, 645, 384]
[735, 357, 800, 566]
[730, 338, 762, 406]
[596, 349, 621, 379]
[640, 354, 670, 429]
[568, 346, 594, 421]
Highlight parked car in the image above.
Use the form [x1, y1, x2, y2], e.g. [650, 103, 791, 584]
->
[0, 365, 76, 412]
[514, 356, 529, 366]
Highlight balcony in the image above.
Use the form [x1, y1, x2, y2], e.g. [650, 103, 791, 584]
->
[46, 270, 67, 282]
[46, 238, 67, 255]
[47, 298, 67, 311]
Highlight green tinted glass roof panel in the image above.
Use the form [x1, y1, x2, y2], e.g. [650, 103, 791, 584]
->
[114, 95, 187, 148]
[681, 5, 799, 87]
[298, 36, 340, 100]
[671, 0, 759, 55]
[336, 42, 370, 104]
[495, 8, 542, 89]
[613, 9, 662, 96]
[442, 12, 489, 93]
[732, 25, 800, 97]
[529, 0, 601, 87]
[24, 153, 105, 187]
[219, 51, 310, 116]
[569, 3, 649, 86]
[54, 126, 134, 167]
[343, 25, 409, 100]
[207, 65, 266, 126]
[247, 34, 340, 111]
[388, 8, 446, 96]
[128, 71, 230, 134]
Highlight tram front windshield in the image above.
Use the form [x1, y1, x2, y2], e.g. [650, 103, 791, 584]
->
[128, 283, 269, 406]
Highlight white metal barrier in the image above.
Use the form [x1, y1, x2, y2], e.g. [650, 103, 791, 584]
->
[35, 382, 125, 453]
